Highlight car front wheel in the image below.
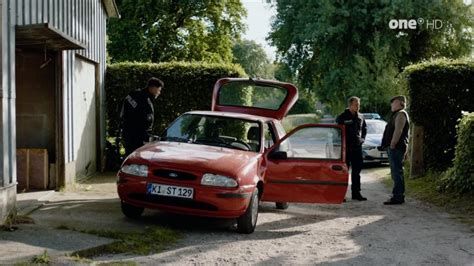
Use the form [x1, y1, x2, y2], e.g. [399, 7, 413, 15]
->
[237, 190, 259, 234]
[121, 201, 144, 219]
[275, 202, 289, 210]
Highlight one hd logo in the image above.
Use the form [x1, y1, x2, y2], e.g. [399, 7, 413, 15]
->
[389, 18, 443, 30]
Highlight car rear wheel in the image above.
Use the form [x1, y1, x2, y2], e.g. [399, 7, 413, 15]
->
[121, 201, 144, 219]
[237, 190, 259, 234]
[275, 202, 289, 210]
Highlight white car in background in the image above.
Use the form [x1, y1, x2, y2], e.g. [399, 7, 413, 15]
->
[362, 119, 388, 164]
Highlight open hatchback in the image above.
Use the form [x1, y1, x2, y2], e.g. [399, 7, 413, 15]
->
[117, 78, 348, 234]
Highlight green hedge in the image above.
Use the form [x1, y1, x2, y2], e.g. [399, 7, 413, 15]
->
[441, 112, 474, 194]
[105, 61, 245, 170]
[403, 59, 474, 171]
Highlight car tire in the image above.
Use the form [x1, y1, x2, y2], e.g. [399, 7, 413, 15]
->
[275, 202, 289, 210]
[121, 201, 144, 219]
[237, 190, 259, 234]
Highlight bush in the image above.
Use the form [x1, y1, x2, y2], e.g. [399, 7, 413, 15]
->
[440, 112, 474, 194]
[403, 59, 474, 171]
[105, 61, 245, 170]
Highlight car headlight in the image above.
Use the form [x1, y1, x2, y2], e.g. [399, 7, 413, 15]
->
[201, 173, 238, 188]
[121, 164, 149, 177]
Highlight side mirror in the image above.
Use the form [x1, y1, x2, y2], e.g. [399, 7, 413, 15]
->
[268, 150, 288, 160]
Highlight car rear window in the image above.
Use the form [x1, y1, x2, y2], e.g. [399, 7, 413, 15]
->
[218, 81, 288, 111]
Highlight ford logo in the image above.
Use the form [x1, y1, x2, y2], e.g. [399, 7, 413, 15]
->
[169, 173, 178, 178]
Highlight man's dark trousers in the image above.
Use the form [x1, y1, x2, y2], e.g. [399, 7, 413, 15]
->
[346, 146, 363, 195]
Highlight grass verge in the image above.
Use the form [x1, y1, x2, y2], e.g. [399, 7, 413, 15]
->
[1, 209, 34, 231]
[384, 172, 474, 229]
[55, 225, 181, 259]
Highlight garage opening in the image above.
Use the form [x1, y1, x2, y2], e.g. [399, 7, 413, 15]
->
[15, 23, 86, 191]
[15, 49, 58, 191]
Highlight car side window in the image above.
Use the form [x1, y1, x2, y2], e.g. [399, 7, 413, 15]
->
[275, 127, 342, 160]
[264, 123, 276, 150]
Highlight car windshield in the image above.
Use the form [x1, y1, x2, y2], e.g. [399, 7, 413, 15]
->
[161, 114, 261, 152]
[366, 119, 387, 134]
[218, 81, 288, 110]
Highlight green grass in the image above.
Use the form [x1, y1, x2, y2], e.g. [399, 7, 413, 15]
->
[31, 250, 50, 264]
[55, 225, 181, 259]
[1, 209, 34, 231]
[384, 171, 474, 229]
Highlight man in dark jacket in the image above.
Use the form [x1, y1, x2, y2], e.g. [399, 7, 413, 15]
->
[120, 77, 164, 156]
[336, 96, 367, 201]
[381, 95, 410, 205]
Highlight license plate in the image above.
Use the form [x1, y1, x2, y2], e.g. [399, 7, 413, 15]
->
[147, 183, 194, 199]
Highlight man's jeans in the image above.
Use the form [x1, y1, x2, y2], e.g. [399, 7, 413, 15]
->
[387, 148, 405, 201]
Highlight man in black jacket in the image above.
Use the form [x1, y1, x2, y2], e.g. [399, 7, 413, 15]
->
[120, 77, 164, 156]
[336, 96, 367, 201]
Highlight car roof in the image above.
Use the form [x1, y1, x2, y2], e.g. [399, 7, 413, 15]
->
[186, 110, 275, 123]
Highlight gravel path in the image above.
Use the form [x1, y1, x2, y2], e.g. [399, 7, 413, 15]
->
[6, 167, 473, 265]
[100, 167, 474, 265]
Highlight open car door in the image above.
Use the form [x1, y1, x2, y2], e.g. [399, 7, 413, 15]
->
[211, 78, 298, 120]
[261, 124, 348, 204]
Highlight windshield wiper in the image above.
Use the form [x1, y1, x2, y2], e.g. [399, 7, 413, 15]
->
[160, 136, 191, 143]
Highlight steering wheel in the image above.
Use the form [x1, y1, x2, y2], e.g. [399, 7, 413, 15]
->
[231, 140, 252, 151]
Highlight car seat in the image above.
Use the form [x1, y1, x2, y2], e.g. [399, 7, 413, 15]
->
[247, 126, 261, 152]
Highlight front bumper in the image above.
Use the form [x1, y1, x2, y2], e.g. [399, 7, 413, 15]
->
[363, 148, 389, 163]
[117, 174, 253, 219]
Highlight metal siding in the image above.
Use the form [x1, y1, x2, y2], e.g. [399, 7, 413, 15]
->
[6, 0, 109, 165]
[31, 0, 36, 24]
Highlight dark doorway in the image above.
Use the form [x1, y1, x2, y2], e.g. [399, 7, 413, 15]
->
[15, 49, 58, 190]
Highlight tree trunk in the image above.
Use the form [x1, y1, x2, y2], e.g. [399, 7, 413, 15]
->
[410, 124, 424, 178]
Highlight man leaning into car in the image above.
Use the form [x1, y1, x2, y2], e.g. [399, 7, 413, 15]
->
[336, 96, 368, 201]
[120, 77, 164, 156]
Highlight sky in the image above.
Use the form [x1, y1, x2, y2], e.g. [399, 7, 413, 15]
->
[241, 0, 277, 60]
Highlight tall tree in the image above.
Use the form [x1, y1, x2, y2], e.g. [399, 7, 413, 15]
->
[268, 0, 473, 114]
[108, 0, 246, 63]
[232, 39, 274, 78]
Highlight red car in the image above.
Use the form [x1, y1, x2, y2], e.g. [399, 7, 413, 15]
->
[117, 78, 348, 233]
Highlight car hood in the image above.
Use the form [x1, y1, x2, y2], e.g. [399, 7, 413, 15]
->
[364, 134, 382, 146]
[129, 141, 260, 176]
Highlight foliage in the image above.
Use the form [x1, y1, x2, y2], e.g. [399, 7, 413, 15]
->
[282, 114, 320, 132]
[32, 250, 50, 264]
[105, 61, 245, 170]
[108, 0, 246, 63]
[1, 208, 34, 231]
[403, 59, 474, 171]
[232, 39, 275, 78]
[267, 0, 473, 114]
[288, 87, 317, 115]
[440, 112, 474, 194]
[65, 226, 181, 258]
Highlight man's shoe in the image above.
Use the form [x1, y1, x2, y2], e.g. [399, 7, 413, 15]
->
[352, 194, 367, 201]
[383, 199, 404, 205]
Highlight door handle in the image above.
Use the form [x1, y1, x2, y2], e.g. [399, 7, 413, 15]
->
[331, 165, 343, 171]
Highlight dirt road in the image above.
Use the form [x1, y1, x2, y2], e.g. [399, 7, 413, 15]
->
[5, 166, 474, 265]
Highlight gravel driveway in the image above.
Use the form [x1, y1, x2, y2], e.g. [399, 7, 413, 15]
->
[6, 166, 474, 265]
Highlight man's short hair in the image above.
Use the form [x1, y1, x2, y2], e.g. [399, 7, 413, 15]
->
[348, 96, 360, 105]
[390, 95, 406, 107]
[146, 77, 164, 88]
